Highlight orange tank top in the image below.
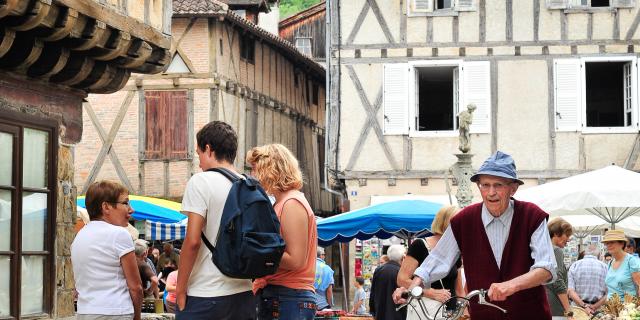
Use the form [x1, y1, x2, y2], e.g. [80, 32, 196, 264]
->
[253, 190, 317, 292]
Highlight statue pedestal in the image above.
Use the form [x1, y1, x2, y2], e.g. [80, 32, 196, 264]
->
[452, 153, 474, 208]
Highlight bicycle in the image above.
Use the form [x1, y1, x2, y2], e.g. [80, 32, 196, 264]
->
[395, 286, 508, 320]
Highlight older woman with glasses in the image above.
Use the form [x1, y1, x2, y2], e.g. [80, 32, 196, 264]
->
[71, 180, 142, 320]
[602, 230, 640, 300]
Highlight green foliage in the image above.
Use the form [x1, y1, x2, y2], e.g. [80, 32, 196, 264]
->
[279, 0, 322, 20]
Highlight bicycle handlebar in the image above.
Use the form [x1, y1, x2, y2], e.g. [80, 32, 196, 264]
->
[395, 287, 507, 320]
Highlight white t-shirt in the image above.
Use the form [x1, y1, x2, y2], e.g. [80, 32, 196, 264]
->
[71, 221, 135, 315]
[181, 171, 252, 297]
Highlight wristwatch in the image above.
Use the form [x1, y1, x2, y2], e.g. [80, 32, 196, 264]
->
[563, 310, 574, 317]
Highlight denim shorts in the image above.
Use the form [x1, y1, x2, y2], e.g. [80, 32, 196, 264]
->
[175, 291, 255, 320]
[257, 285, 317, 320]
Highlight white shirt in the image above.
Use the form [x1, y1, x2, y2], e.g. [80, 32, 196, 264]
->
[181, 171, 252, 297]
[415, 201, 557, 286]
[71, 221, 135, 315]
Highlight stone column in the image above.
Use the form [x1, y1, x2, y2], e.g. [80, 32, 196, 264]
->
[56, 145, 77, 318]
[452, 153, 474, 208]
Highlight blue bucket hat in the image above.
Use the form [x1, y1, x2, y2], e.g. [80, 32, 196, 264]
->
[470, 151, 524, 185]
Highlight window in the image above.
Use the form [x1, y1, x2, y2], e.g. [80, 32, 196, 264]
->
[383, 60, 491, 136]
[408, 0, 475, 15]
[547, 0, 633, 9]
[554, 56, 638, 132]
[0, 114, 56, 318]
[240, 36, 255, 64]
[295, 37, 312, 56]
[312, 83, 319, 105]
[144, 91, 189, 159]
[165, 52, 191, 73]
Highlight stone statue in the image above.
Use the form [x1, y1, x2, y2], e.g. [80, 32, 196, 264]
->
[458, 103, 477, 153]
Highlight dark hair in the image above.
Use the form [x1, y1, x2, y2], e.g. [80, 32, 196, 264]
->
[196, 121, 237, 163]
[605, 252, 612, 258]
[356, 277, 365, 285]
[85, 180, 128, 220]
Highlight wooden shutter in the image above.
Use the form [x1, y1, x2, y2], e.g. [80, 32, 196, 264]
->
[455, 0, 475, 11]
[554, 59, 582, 131]
[462, 61, 491, 133]
[383, 63, 409, 135]
[410, 0, 433, 13]
[145, 91, 164, 159]
[166, 91, 188, 159]
[612, 0, 635, 8]
[546, 0, 568, 9]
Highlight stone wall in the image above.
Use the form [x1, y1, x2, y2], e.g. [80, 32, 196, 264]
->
[56, 145, 77, 318]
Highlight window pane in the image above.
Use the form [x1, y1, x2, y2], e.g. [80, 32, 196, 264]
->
[23, 128, 49, 189]
[0, 190, 10, 251]
[0, 256, 9, 316]
[22, 192, 47, 251]
[0, 132, 12, 186]
[21, 255, 44, 315]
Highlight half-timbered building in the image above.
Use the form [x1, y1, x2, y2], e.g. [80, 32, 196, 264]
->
[0, 0, 171, 318]
[74, 0, 337, 233]
[279, 2, 326, 64]
[326, 0, 640, 296]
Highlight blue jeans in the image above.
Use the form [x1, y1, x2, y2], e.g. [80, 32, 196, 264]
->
[257, 285, 317, 320]
[175, 291, 255, 320]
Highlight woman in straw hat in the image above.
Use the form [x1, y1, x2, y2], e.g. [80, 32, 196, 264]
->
[602, 229, 640, 299]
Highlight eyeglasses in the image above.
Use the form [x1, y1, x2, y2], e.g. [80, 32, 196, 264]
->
[477, 182, 512, 191]
[109, 200, 131, 208]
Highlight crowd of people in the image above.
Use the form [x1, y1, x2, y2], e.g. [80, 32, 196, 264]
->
[69, 121, 639, 320]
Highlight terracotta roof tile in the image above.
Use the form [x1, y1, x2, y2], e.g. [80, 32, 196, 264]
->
[173, 0, 227, 16]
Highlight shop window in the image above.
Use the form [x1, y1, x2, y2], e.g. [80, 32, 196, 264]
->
[144, 91, 189, 160]
[0, 115, 56, 318]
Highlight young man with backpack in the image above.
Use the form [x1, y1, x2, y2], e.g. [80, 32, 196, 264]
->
[176, 121, 257, 319]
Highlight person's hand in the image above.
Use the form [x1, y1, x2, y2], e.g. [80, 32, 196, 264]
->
[487, 281, 517, 301]
[426, 288, 451, 303]
[177, 292, 186, 311]
[392, 287, 409, 305]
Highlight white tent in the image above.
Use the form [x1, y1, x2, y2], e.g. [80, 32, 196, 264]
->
[515, 165, 640, 229]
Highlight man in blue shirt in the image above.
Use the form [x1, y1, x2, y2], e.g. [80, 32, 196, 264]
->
[314, 247, 334, 310]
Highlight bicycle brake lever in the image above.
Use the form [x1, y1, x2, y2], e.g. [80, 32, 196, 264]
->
[477, 291, 507, 313]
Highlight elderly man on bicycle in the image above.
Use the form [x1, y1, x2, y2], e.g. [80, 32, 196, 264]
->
[394, 151, 558, 320]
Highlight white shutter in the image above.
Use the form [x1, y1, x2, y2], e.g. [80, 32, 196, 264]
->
[546, 0, 568, 9]
[454, 0, 475, 11]
[410, 0, 433, 13]
[383, 64, 409, 135]
[567, 0, 586, 7]
[462, 61, 491, 134]
[612, 0, 636, 8]
[554, 59, 582, 131]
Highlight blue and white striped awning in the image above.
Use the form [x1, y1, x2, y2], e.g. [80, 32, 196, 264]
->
[145, 220, 187, 240]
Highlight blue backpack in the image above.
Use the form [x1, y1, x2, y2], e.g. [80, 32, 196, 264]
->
[201, 167, 285, 279]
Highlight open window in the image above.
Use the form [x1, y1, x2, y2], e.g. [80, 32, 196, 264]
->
[554, 56, 638, 132]
[383, 60, 491, 136]
[547, 0, 634, 8]
[408, 0, 475, 15]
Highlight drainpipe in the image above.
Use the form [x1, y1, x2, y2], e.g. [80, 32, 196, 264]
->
[324, 0, 348, 311]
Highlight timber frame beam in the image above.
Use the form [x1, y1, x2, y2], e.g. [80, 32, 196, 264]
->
[0, 0, 171, 93]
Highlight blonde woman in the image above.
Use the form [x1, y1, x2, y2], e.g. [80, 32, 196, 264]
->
[247, 144, 318, 320]
[397, 205, 465, 320]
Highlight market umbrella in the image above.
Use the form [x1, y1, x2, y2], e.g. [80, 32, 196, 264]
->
[317, 199, 442, 246]
[77, 195, 186, 224]
[515, 165, 640, 229]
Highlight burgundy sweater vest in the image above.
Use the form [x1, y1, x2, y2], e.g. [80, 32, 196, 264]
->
[450, 200, 551, 320]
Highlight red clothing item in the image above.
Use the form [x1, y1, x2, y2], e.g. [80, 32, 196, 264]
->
[450, 200, 551, 320]
[253, 190, 317, 292]
[165, 271, 178, 303]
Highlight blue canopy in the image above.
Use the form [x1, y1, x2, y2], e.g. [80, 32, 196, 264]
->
[317, 200, 442, 246]
[145, 220, 187, 240]
[77, 197, 186, 224]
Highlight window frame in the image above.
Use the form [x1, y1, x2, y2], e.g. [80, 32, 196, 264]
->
[295, 37, 313, 56]
[240, 36, 255, 64]
[408, 59, 463, 138]
[581, 56, 638, 134]
[0, 109, 57, 319]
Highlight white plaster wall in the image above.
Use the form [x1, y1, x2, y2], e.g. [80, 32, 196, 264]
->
[512, 0, 534, 42]
[457, 10, 480, 43]
[496, 60, 549, 170]
[584, 134, 637, 169]
[410, 134, 492, 170]
[375, 0, 402, 43]
[567, 13, 588, 40]
[340, 0, 364, 41]
[554, 133, 581, 170]
[339, 66, 371, 170]
[485, 0, 506, 42]
[432, 17, 453, 43]
[618, 7, 640, 40]
[591, 11, 614, 41]
[353, 10, 392, 44]
[407, 17, 428, 43]
[538, 5, 562, 41]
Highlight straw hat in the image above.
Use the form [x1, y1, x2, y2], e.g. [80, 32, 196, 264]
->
[601, 229, 626, 243]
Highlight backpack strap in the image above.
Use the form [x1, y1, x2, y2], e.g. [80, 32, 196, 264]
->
[207, 167, 241, 182]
